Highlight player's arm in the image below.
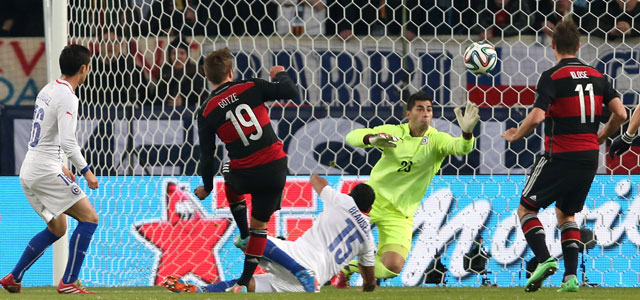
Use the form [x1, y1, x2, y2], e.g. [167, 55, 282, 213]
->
[625, 103, 640, 136]
[253, 66, 298, 101]
[501, 107, 546, 142]
[57, 97, 98, 189]
[502, 72, 552, 142]
[434, 102, 480, 156]
[195, 114, 216, 200]
[609, 99, 636, 158]
[357, 232, 377, 292]
[310, 174, 328, 195]
[598, 97, 626, 144]
[358, 264, 375, 292]
[345, 125, 400, 148]
[434, 132, 475, 157]
[311, 174, 343, 206]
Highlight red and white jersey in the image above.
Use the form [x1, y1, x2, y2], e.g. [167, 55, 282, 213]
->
[263, 185, 376, 286]
[20, 79, 88, 178]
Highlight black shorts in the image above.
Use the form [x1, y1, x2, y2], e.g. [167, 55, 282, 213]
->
[224, 158, 287, 222]
[520, 155, 597, 215]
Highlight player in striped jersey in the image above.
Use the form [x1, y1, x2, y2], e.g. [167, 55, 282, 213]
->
[164, 175, 377, 294]
[502, 21, 627, 293]
[1, 45, 99, 294]
[193, 48, 298, 293]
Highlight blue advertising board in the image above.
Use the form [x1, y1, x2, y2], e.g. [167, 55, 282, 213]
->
[1, 175, 639, 287]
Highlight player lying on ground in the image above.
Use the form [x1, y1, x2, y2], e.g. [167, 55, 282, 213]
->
[193, 47, 298, 293]
[502, 21, 626, 293]
[164, 174, 376, 293]
[1, 45, 100, 295]
[336, 91, 479, 286]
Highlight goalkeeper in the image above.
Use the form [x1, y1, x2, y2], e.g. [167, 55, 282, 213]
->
[336, 92, 480, 286]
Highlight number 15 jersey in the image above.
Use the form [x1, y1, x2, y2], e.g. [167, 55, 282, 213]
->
[279, 185, 376, 285]
[197, 72, 298, 192]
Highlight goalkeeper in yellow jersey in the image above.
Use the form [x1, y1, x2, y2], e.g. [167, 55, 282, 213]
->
[335, 91, 480, 287]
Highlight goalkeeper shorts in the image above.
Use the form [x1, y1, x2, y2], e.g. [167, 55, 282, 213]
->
[370, 212, 413, 258]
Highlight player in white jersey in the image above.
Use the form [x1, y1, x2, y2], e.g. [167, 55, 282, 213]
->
[163, 174, 377, 293]
[1, 45, 100, 295]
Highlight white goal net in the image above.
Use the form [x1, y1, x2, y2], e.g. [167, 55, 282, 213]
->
[42, 0, 640, 287]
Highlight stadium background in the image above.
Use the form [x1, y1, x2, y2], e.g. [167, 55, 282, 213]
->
[1, 0, 640, 288]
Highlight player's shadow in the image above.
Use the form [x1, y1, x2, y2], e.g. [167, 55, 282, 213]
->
[463, 237, 496, 287]
[422, 252, 448, 286]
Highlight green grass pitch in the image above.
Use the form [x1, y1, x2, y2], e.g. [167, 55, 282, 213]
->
[2, 286, 639, 300]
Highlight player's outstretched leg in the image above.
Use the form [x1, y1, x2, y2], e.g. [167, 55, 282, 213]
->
[57, 279, 94, 294]
[57, 198, 98, 294]
[520, 208, 556, 292]
[335, 261, 358, 289]
[261, 239, 317, 292]
[2, 226, 62, 293]
[557, 276, 579, 292]
[232, 227, 267, 292]
[226, 184, 250, 241]
[163, 276, 202, 293]
[294, 269, 319, 293]
[201, 279, 237, 293]
[525, 257, 558, 292]
[557, 220, 581, 292]
[57, 221, 97, 294]
[225, 284, 248, 293]
[0, 274, 22, 294]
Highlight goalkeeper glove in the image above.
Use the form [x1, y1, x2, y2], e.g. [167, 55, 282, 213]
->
[454, 102, 480, 134]
[609, 131, 636, 159]
[365, 133, 400, 148]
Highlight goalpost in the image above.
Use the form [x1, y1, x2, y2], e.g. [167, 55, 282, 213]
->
[42, 0, 69, 286]
[32, 0, 640, 288]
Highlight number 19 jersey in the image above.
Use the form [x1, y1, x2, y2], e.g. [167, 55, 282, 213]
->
[197, 72, 298, 192]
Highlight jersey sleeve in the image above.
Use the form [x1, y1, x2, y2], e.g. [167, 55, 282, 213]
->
[345, 124, 400, 148]
[320, 185, 340, 207]
[603, 79, 619, 104]
[56, 95, 88, 171]
[433, 131, 475, 157]
[533, 72, 555, 111]
[253, 72, 298, 102]
[198, 112, 217, 193]
[357, 230, 376, 267]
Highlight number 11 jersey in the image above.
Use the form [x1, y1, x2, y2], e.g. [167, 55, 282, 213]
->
[534, 57, 619, 166]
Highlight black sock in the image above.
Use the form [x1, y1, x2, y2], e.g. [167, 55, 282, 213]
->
[236, 229, 267, 286]
[520, 213, 551, 263]
[560, 221, 580, 278]
[230, 201, 249, 239]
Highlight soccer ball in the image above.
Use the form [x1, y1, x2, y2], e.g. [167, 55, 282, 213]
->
[464, 42, 498, 75]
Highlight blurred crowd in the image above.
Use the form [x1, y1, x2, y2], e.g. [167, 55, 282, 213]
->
[3, 0, 640, 109]
[63, 0, 640, 40]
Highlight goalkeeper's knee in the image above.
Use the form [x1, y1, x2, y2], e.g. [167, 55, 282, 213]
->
[374, 255, 400, 279]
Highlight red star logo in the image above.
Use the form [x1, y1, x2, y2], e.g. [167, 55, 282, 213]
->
[134, 181, 232, 285]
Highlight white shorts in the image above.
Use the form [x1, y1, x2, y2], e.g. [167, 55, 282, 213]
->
[20, 172, 86, 223]
[253, 273, 305, 293]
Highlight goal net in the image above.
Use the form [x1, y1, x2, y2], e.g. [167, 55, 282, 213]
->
[50, 0, 640, 287]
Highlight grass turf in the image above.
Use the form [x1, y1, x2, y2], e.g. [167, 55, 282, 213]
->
[1, 286, 639, 300]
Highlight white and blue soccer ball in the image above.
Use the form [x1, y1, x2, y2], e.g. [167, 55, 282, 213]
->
[464, 41, 498, 75]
